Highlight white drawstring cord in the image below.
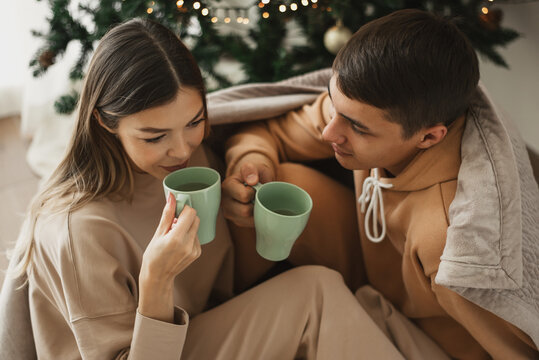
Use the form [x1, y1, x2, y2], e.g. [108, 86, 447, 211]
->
[357, 168, 393, 243]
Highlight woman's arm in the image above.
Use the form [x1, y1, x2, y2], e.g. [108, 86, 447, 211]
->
[138, 193, 201, 323]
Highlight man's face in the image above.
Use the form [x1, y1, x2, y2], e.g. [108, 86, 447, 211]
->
[322, 75, 423, 175]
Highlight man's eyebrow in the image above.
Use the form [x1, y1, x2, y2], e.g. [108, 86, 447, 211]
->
[137, 106, 205, 133]
[342, 113, 371, 132]
[327, 84, 371, 132]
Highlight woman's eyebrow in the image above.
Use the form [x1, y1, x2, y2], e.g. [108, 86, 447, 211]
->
[137, 106, 204, 133]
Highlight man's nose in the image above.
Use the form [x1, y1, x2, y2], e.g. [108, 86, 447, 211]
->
[322, 117, 346, 145]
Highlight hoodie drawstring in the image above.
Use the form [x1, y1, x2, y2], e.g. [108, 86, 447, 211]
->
[358, 168, 393, 243]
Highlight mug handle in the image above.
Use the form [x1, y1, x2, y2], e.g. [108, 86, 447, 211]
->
[245, 182, 264, 203]
[174, 193, 192, 217]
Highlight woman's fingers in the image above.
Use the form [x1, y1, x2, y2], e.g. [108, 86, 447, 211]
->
[156, 193, 176, 235]
[169, 205, 197, 236]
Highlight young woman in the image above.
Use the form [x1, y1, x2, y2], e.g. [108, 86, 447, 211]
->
[8, 18, 398, 359]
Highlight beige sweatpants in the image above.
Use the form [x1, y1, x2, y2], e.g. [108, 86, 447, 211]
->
[182, 265, 404, 360]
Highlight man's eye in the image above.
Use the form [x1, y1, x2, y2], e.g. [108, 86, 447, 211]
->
[144, 134, 165, 143]
[351, 123, 367, 135]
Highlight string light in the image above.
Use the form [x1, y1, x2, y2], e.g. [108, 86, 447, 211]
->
[147, 7, 153, 14]
[482, 6, 489, 14]
[184, 0, 342, 27]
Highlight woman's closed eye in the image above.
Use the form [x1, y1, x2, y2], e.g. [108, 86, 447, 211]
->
[188, 118, 206, 128]
[144, 134, 166, 143]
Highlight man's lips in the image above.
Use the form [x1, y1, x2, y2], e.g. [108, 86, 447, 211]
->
[161, 161, 188, 172]
[332, 143, 352, 156]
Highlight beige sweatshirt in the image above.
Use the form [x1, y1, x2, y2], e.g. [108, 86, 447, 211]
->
[28, 169, 234, 359]
[225, 93, 538, 359]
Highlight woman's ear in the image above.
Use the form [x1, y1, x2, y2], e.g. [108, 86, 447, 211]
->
[93, 109, 116, 134]
[417, 124, 448, 150]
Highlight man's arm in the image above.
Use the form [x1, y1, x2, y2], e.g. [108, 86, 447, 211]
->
[223, 92, 335, 226]
[222, 92, 335, 291]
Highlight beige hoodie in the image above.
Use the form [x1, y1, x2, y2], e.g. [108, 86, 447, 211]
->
[225, 92, 537, 359]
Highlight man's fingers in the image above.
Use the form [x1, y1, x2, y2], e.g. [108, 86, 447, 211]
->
[240, 163, 259, 185]
[222, 199, 255, 227]
[223, 176, 255, 204]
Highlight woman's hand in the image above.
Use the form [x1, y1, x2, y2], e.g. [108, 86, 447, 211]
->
[138, 193, 201, 322]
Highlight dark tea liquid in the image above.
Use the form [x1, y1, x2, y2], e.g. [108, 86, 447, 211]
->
[176, 182, 210, 191]
[272, 209, 300, 216]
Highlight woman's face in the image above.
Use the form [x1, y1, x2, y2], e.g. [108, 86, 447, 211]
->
[112, 87, 206, 180]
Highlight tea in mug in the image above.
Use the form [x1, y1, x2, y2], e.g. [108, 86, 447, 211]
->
[272, 209, 300, 216]
[176, 182, 209, 191]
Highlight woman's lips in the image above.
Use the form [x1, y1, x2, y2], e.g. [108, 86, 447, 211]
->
[161, 161, 188, 173]
[332, 143, 352, 156]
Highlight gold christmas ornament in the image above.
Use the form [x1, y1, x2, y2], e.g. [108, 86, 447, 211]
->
[323, 20, 352, 55]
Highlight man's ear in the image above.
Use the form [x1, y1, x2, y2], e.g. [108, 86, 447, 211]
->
[93, 109, 116, 134]
[417, 124, 447, 150]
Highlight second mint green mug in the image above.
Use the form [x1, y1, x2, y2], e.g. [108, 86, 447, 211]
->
[252, 181, 313, 261]
[163, 167, 221, 245]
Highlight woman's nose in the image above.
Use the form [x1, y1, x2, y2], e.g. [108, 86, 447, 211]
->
[167, 134, 189, 159]
[322, 117, 346, 145]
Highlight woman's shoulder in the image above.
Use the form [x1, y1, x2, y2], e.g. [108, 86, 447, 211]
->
[33, 197, 127, 259]
[30, 197, 141, 322]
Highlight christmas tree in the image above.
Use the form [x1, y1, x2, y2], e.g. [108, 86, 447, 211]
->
[30, 0, 519, 114]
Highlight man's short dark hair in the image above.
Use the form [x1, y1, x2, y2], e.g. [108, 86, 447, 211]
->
[333, 9, 479, 138]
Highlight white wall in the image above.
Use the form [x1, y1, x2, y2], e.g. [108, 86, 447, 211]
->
[477, 2, 539, 152]
[0, 0, 49, 117]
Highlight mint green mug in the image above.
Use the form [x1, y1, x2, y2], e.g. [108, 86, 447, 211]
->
[252, 182, 313, 261]
[163, 167, 221, 245]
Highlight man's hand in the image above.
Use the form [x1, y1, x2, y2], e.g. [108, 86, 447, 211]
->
[222, 159, 275, 227]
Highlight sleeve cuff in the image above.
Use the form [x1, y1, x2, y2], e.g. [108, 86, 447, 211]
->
[129, 307, 189, 360]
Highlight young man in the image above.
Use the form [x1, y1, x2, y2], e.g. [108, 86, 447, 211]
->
[221, 9, 538, 359]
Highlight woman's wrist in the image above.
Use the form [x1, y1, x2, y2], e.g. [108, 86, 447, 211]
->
[138, 267, 175, 323]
